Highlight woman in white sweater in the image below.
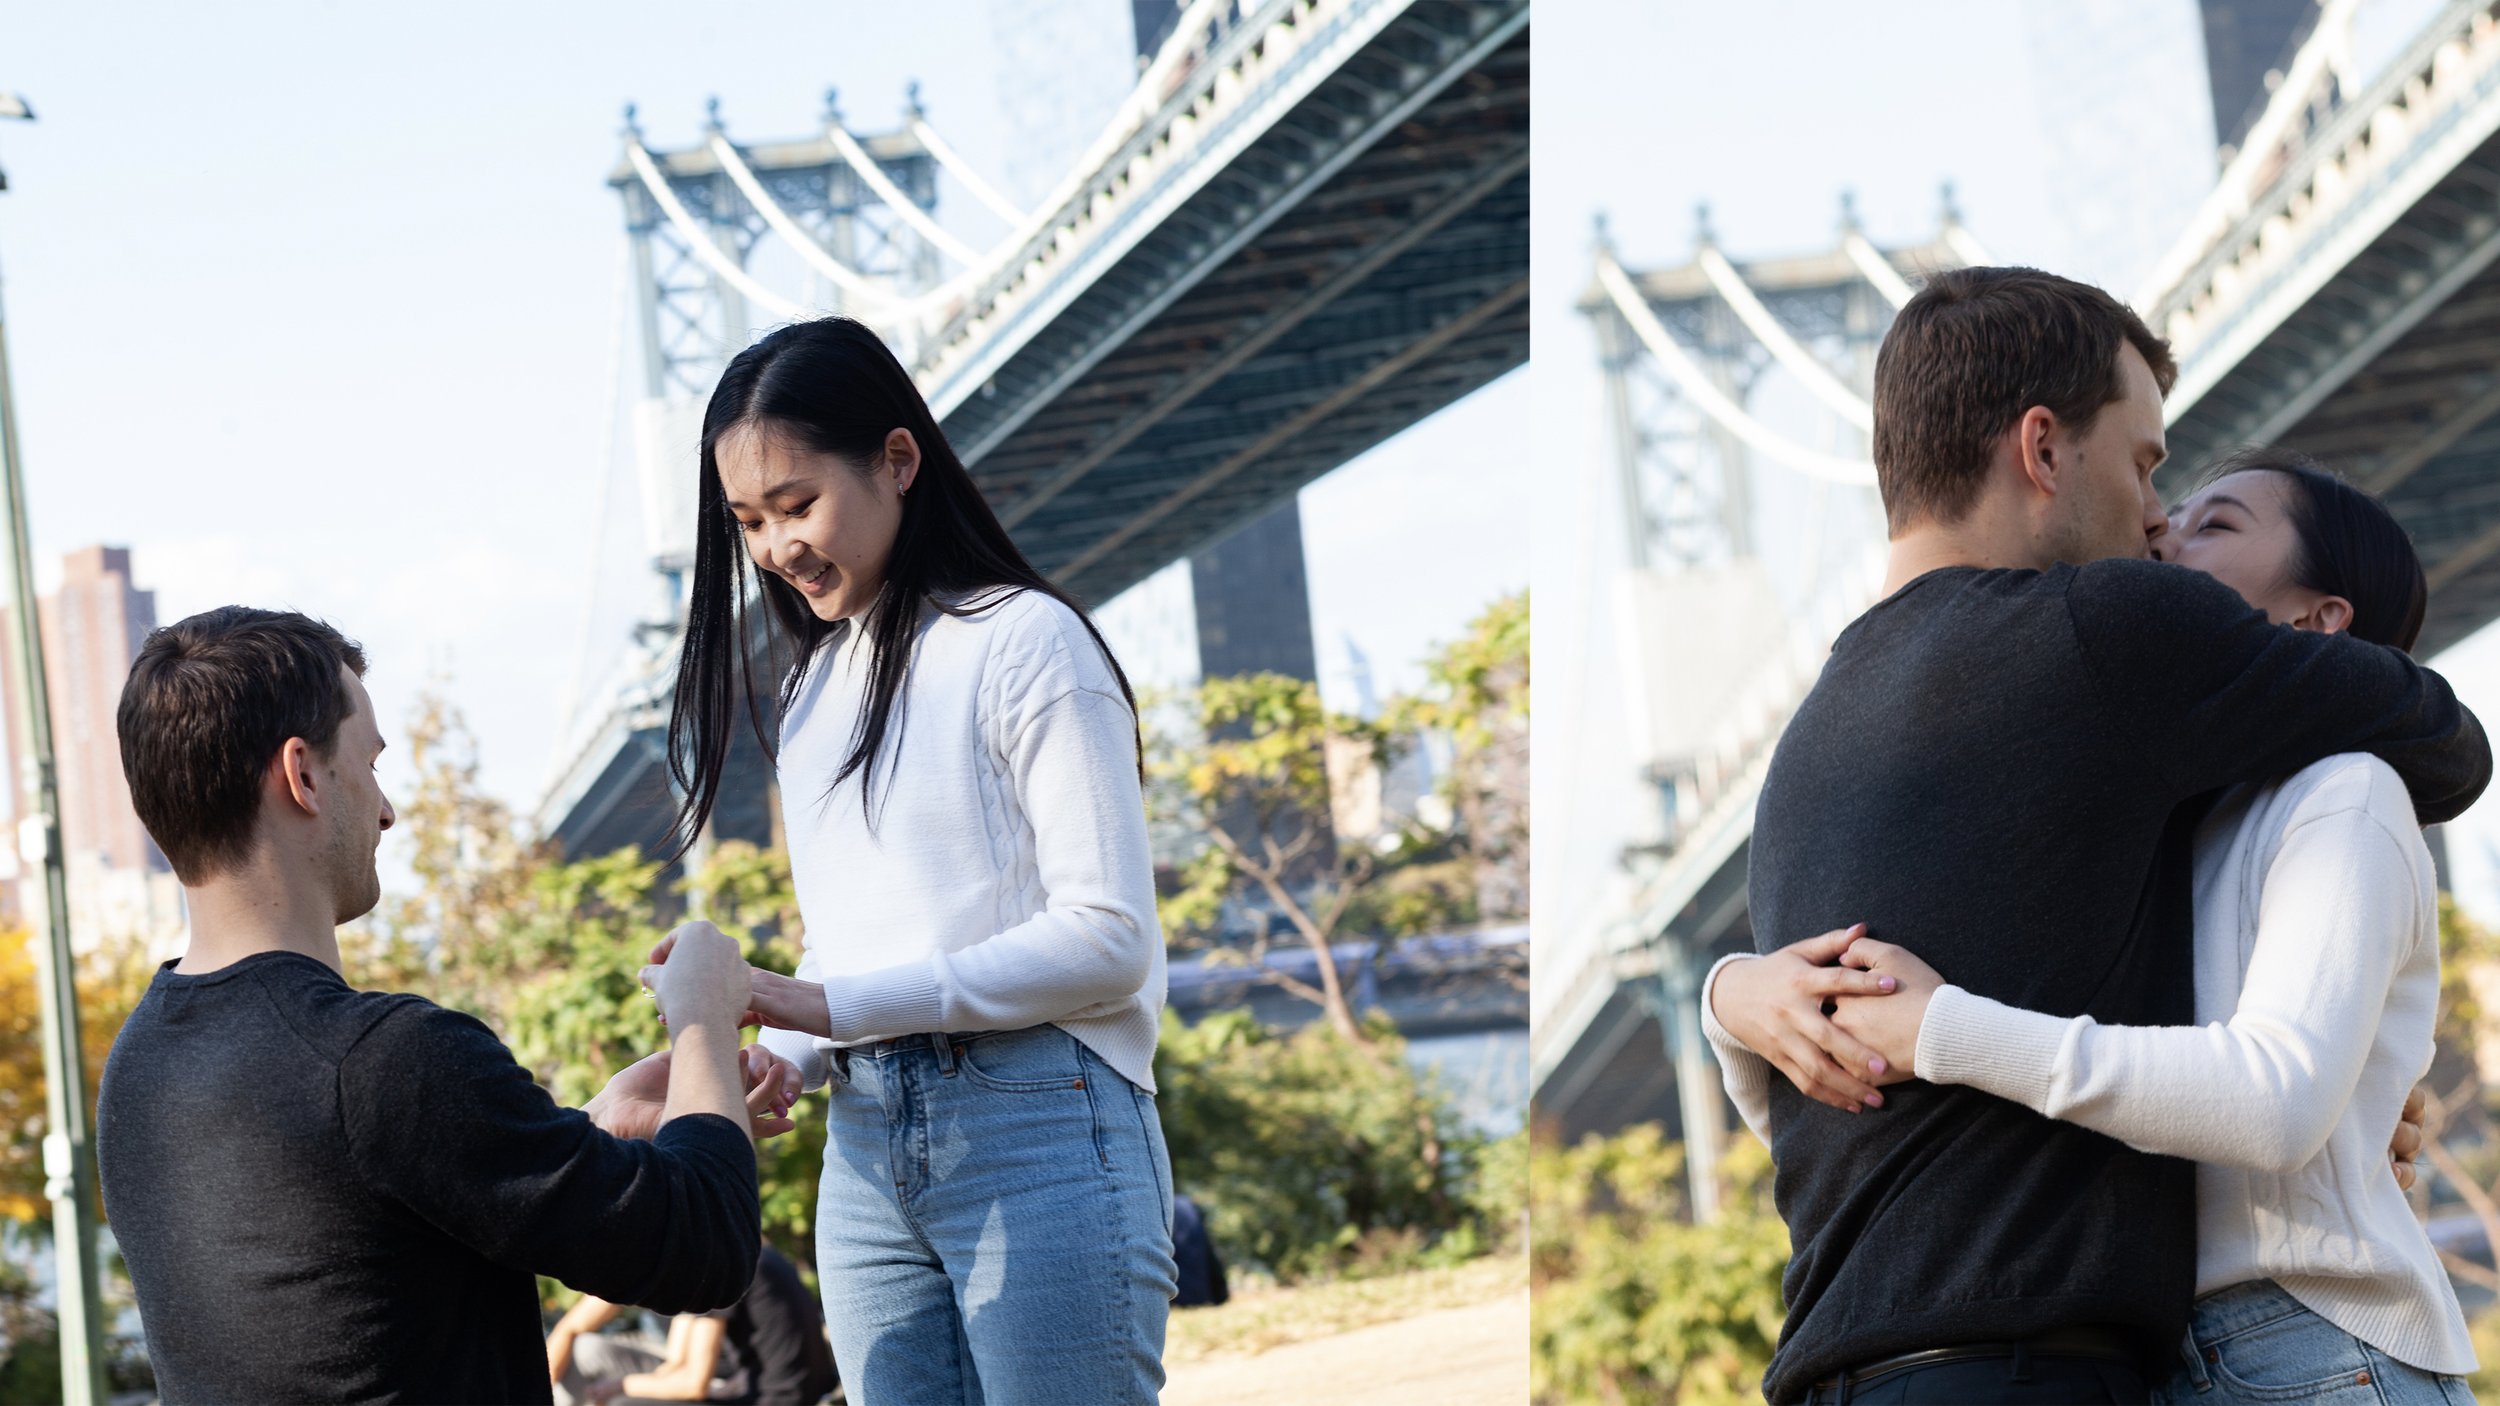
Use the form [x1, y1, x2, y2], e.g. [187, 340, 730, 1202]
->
[655, 318, 1174, 1406]
[1705, 452, 2477, 1404]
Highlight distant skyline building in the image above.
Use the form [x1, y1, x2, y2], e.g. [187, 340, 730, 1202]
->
[31, 545, 183, 953]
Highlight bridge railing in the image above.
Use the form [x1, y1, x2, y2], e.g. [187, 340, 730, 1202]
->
[916, 0, 1424, 413]
[2147, 0, 2500, 405]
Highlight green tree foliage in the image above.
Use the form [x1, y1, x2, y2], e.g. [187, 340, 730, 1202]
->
[1153, 1008, 1517, 1282]
[1529, 1127, 1789, 1406]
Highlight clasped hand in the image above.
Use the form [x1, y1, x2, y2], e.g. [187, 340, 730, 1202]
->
[640, 921, 833, 1039]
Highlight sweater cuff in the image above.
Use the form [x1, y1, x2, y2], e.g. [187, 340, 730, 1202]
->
[821, 959, 950, 1044]
[1697, 953, 1755, 1061]
[1913, 984, 2069, 1112]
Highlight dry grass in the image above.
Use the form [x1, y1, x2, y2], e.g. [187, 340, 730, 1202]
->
[1163, 1252, 1528, 1364]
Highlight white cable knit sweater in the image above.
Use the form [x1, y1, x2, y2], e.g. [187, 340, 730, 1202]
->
[752, 588, 1166, 1094]
[1701, 752, 2476, 1375]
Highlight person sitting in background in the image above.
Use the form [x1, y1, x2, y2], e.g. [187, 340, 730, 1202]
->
[550, 1243, 839, 1406]
[96, 607, 805, 1404]
[1171, 1193, 1229, 1309]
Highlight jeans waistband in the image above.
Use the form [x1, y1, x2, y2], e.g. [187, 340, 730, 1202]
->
[2184, 1279, 2309, 1340]
[829, 1027, 1042, 1081]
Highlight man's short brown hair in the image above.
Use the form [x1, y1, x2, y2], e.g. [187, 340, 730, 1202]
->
[116, 607, 367, 883]
[1871, 266, 2178, 532]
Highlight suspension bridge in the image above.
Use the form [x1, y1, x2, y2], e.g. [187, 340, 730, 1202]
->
[536, 0, 1529, 861]
[1531, 0, 2500, 1182]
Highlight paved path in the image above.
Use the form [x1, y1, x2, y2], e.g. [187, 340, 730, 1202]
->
[1161, 1289, 1529, 1406]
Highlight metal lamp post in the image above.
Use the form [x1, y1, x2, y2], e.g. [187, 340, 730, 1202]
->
[0, 91, 110, 1406]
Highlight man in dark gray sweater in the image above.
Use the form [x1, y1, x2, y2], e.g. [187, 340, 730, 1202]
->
[96, 607, 804, 1404]
[1707, 269, 2488, 1403]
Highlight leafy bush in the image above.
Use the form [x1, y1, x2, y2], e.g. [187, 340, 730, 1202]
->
[1530, 1126, 1789, 1406]
[1153, 1008, 1502, 1281]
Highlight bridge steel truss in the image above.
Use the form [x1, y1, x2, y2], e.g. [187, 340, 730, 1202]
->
[925, 0, 1529, 607]
[2152, 0, 2500, 655]
[611, 114, 944, 398]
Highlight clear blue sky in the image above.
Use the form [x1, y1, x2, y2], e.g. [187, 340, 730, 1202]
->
[0, 2, 1525, 830]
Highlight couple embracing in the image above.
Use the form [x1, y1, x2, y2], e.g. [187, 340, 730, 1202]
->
[1702, 266, 2488, 1404]
[98, 318, 1175, 1405]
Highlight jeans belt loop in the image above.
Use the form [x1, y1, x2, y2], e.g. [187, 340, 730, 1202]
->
[832, 1046, 853, 1085]
[931, 1032, 959, 1076]
[2179, 1323, 2215, 1393]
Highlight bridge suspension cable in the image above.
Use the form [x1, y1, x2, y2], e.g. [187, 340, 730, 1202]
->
[1840, 231, 1916, 309]
[908, 116, 1026, 225]
[1595, 252, 1877, 487]
[1696, 244, 1872, 431]
[624, 140, 813, 321]
[705, 134, 901, 311]
[826, 121, 983, 266]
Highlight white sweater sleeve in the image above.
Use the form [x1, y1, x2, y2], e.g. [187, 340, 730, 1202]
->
[812, 682, 1158, 1043]
[1698, 953, 1775, 1143]
[1915, 804, 2420, 1172]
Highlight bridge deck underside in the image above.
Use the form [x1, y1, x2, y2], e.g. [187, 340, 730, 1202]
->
[2164, 129, 2500, 656]
[942, 11, 1529, 606]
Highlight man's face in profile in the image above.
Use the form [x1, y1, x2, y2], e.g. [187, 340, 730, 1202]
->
[320, 666, 394, 925]
[2048, 340, 2170, 565]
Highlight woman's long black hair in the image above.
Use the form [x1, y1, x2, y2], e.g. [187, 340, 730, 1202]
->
[2199, 447, 2429, 653]
[664, 317, 1137, 857]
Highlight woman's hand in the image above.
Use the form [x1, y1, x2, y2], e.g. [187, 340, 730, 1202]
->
[584, 1044, 806, 1141]
[1830, 937, 1948, 1079]
[1711, 925, 1904, 1113]
[743, 963, 833, 1038]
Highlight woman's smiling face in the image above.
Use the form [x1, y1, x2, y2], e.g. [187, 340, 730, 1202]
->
[2154, 468, 2350, 635]
[715, 420, 919, 622]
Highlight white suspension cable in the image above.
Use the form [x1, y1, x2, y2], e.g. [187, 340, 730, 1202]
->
[909, 116, 1026, 225]
[705, 134, 898, 311]
[1941, 222, 1996, 270]
[1696, 244, 1872, 431]
[1595, 253, 1877, 487]
[625, 141, 813, 321]
[826, 122, 983, 267]
[1841, 231, 1916, 309]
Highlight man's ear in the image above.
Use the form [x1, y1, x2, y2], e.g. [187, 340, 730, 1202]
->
[269, 736, 321, 818]
[2014, 405, 2061, 497]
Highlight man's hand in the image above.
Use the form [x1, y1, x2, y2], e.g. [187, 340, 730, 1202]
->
[585, 1045, 806, 1141]
[1711, 926, 1902, 1114]
[640, 921, 754, 1032]
[2393, 1084, 2427, 1192]
[1830, 937, 1947, 1079]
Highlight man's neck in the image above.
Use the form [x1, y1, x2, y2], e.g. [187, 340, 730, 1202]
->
[175, 859, 345, 977]
[1881, 513, 2053, 597]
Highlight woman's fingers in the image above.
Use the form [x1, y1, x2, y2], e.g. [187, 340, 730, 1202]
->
[1801, 966, 1896, 999]
[1837, 937, 1908, 971]
[1775, 1032, 1884, 1111]
[1788, 924, 1869, 965]
[2394, 1158, 2417, 1193]
[646, 932, 678, 966]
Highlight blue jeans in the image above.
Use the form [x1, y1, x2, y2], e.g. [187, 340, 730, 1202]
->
[2156, 1281, 2472, 1405]
[811, 1026, 1177, 1406]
